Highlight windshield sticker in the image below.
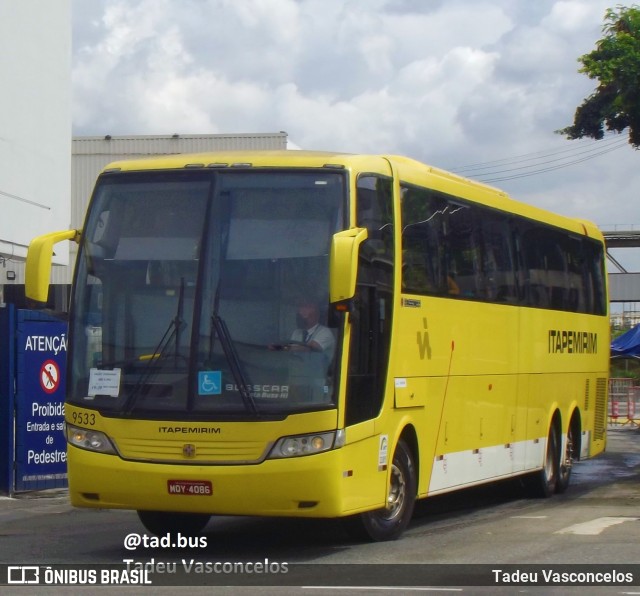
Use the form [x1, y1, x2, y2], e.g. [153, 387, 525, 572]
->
[198, 371, 222, 396]
[88, 368, 121, 397]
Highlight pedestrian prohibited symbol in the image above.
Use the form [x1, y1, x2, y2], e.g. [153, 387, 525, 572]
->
[198, 371, 221, 395]
[40, 359, 60, 394]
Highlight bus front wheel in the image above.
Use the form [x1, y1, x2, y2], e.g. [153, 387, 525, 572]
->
[345, 439, 417, 542]
[137, 510, 211, 536]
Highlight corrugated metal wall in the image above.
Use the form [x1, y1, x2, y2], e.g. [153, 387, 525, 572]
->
[610, 273, 640, 302]
[10, 132, 288, 290]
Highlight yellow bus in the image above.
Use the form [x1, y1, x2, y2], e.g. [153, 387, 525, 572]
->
[26, 151, 609, 541]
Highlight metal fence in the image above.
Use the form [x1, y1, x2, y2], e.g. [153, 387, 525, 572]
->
[608, 378, 640, 427]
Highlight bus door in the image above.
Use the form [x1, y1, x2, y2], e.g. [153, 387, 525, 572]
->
[341, 174, 394, 511]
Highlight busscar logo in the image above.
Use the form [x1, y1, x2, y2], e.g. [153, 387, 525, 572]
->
[8, 566, 40, 584]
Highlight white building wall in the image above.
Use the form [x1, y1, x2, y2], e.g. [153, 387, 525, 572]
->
[0, 1, 71, 280]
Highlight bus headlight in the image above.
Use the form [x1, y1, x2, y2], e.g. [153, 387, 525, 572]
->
[66, 423, 117, 455]
[268, 429, 345, 459]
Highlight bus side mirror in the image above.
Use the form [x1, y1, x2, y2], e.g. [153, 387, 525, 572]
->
[25, 229, 81, 306]
[330, 227, 368, 303]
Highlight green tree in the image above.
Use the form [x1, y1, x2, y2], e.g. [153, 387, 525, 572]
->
[558, 5, 640, 147]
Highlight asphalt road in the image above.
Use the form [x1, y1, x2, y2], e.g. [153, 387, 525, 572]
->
[0, 426, 638, 595]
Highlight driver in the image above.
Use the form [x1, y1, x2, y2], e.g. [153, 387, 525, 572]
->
[288, 301, 335, 361]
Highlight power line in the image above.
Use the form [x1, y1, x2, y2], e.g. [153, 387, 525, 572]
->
[472, 138, 627, 178]
[446, 133, 629, 184]
[452, 136, 626, 175]
[476, 140, 627, 183]
[0, 188, 50, 210]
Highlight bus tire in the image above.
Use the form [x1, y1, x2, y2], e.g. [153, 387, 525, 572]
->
[345, 439, 417, 542]
[530, 424, 560, 498]
[137, 511, 211, 536]
[556, 419, 577, 494]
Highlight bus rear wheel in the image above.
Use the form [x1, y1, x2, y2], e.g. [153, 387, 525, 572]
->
[345, 439, 417, 542]
[529, 425, 559, 498]
[137, 511, 211, 536]
[556, 421, 577, 494]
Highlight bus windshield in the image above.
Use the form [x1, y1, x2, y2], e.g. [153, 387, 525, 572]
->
[69, 169, 346, 418]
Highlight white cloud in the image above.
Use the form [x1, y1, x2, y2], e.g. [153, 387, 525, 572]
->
[542, 0, 608, 34]
[71, 0, 640, 240]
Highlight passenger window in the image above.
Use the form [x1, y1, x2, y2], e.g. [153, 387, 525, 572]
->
[400, 185, 448, 295]
[481, 213, 517, 303]
[520, 225, 588, 312]
[399, 181, 606, 315]
[446, 204, 482, 299]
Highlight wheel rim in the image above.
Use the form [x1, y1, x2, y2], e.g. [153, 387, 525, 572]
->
[380, 462, 406, 522]
[544, 432, 557, 482]
[564, 428, 574, 469]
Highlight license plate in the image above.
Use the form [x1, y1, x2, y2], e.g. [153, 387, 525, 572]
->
[167, 480, 212, 496]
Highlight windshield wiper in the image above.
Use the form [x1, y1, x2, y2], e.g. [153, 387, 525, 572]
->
[173, 276, 186, 367]
[122, 278, 186, 413]
[211, 314, 260, 417]
[101, 278, 187, 372]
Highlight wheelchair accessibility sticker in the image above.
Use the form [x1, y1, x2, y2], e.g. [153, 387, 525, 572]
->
[198, 371, 222, 395]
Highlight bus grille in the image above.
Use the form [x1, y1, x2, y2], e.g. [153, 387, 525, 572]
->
[114, 437, 270, 464]
[584, 378, 590, 411]
[594, 377, 607, 440]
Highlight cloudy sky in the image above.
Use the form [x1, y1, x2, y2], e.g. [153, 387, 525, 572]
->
[71, 0, 639, 269]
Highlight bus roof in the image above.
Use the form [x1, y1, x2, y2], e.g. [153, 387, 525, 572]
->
[99, 150, 603, 242]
